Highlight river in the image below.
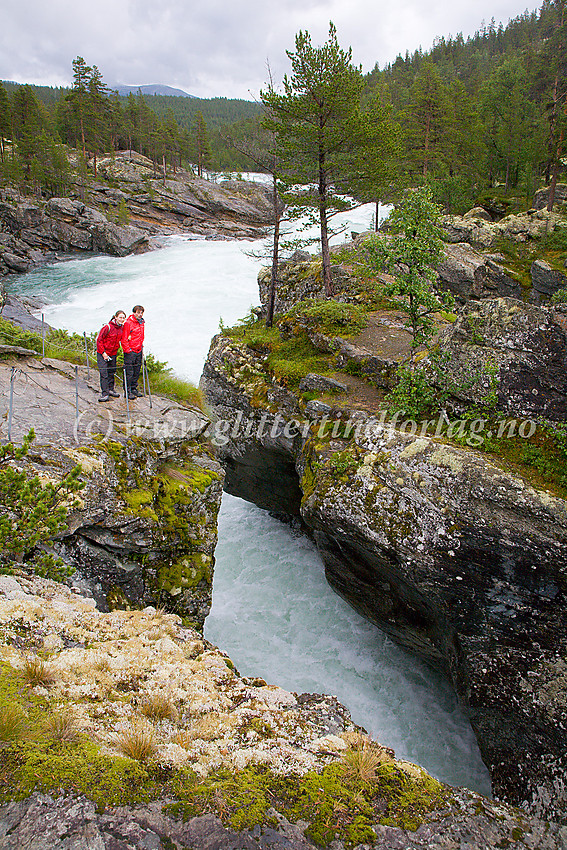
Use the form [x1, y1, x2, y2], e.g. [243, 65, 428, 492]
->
[9, 209, 492, 795]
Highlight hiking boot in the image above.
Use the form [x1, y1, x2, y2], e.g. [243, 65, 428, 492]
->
[108, 390, 120, 398]
[98, 395, 110, 403]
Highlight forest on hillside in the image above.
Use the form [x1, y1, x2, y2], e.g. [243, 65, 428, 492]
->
[0, 0, 565, 213]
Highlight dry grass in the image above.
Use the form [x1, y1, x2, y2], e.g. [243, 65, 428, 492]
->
[21, 654, 55, 688]
[341, 732, 394, 783]
[90, 652, 111, 673]
[182, 640, 204, 660]
[44, 708, 80, 742]
[152, 607, 177, 637]
[140, 692, 178, 722]
[115, 719, 157, 762]
[172, 729, 192, 749]
[0, 704, 28, 744]
[189, 712, 232, 741]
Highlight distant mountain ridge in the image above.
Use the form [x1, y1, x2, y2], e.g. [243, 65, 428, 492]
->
[110, 83, 195, 98]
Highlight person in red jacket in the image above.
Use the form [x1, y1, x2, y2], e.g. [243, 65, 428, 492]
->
[122, 305, 145, 398]
[96, 310, 126, 402]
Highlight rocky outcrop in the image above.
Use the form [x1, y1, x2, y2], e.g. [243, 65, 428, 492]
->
[257, 257, 352, 316]
[89, 150, 278, 239]
[0, 353, 222, 628]
[0, 189, 150, 276]
[441, 208, 564, 249]
[0, 570, 564, 849]
[437, 243, 521, 300]
[435, 297, 567, 422]
[0, 151, 279, 277]
[531, 259, 567, 304]
[200, 315, 567, 821]
[533, 183, 567, 210]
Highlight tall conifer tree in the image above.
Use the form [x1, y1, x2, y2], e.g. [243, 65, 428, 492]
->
[261, 23, 369, 295]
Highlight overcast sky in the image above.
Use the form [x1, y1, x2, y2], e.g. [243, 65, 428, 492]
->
[1, 0, 542, 100]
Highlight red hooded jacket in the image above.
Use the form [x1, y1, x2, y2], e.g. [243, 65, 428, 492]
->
[122, 314, 145, 353]
[96, 318, 123, 356]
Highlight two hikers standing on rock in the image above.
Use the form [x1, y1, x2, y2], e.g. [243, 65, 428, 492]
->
[96, 305, 145, 402]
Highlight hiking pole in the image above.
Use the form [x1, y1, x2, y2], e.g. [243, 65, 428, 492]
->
[7, 367, 15, 441]
[123, 367, 130, 423]
[41, 314, 45, 358]
[74, 365, 79, 423]
[143, 357, 153, 409]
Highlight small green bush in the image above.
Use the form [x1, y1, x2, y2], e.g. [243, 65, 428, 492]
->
[0, 318, 42, 354]
[551, 286, 567, 305]
[385, 365, 442, 419]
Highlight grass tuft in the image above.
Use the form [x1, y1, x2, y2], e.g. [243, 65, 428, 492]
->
[341, 732, 393, 783]
[0, 703, 28, 744]
[140, 692, 178, 722]
[21, 655, 55, 688]
[44, 708, 80, 742]
[115, 719, 157, 762]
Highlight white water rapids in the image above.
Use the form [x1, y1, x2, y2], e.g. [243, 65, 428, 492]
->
[10, 203, 492, 795]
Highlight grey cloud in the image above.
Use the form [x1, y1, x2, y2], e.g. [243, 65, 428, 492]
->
[1, 0, 542, 99]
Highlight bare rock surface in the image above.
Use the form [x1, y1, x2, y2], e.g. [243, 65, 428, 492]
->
[436, 297, 567, 421]
[0, 152, 278, 278]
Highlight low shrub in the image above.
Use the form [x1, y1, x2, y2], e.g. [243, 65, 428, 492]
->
[284, 298, 368, 337]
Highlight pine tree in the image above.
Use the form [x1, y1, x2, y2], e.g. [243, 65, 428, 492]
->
[69, 57, 93, 159]
[0, 82, 11, 162]
[347, 85, 403, 228]
[10, 86, 46, 184]
[194, 111, 212, 177]
[261, 22, 369, 295]
[535, 0, 567, 207]
[87, 65, 110, 176]
[405, 62, 451, 179]
[363, 187, 453, 349]
[480, 58, 532, 191]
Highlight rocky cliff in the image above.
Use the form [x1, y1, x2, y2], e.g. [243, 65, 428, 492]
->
[0, 150, 277, 277]
[200, 288, 567, 821]
[90, 151, 277, 239]
[258, 203, 567, 314]
[0, 351, 222, 628]
[2, 572, 562, 849]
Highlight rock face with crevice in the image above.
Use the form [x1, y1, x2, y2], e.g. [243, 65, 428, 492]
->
[1, 573, 562, 849]
[200, 299, 567, 821]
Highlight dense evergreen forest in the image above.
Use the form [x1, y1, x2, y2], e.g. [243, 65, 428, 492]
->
[0, 0, 565, 213]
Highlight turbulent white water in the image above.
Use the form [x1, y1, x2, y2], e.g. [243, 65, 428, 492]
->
[10, 206, 492, 795]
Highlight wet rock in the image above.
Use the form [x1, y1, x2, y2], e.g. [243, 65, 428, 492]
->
[0, 353, 222, 627]
[0, 189, 150, 275]
[437, 243, 521, 300]
[298, 373, 347, 393]
[200, 319, 567, 820]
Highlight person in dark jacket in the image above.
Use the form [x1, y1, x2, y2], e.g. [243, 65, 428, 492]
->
[96, 310, 126, 402]
[122, 305, 145, 398]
